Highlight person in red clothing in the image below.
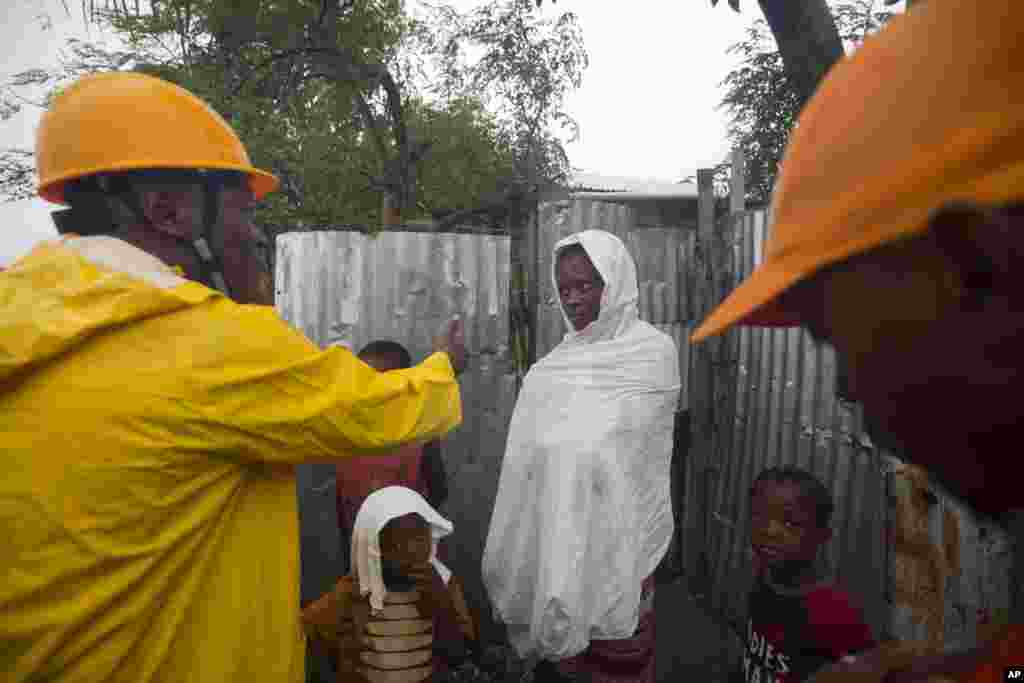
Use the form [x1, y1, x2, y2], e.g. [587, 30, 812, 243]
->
[736, 467, 875, 683]
[337, 340, 450, 563]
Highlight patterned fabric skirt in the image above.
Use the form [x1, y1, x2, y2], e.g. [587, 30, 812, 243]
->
[553, 575, 657, 683]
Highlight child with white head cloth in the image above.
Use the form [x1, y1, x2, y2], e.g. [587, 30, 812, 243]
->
[302, 486, 477, 683]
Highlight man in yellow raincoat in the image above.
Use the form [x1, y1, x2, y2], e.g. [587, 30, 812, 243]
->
[0, 72, 465, 682]
[691, 0, 1022, 680]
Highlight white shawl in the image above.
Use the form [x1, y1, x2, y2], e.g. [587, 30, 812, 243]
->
[482, 230, 680, 660]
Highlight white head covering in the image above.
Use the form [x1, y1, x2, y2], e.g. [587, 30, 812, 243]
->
[351, 486, 454, 612]
[552, 230, 639, 345]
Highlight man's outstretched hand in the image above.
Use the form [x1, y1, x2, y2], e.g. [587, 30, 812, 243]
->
[433, 318, 467, 375]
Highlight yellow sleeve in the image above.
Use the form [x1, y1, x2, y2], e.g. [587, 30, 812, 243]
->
[183, 303, 463, 463]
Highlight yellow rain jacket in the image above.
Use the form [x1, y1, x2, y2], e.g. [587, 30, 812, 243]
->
[0, 236, 462, 682]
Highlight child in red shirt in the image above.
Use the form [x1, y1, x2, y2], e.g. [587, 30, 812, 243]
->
[736, 467, 875, 683]
[336, 340, 449, 563]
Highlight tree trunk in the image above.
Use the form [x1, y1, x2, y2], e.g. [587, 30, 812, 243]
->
[382, 192, 401, 227]
[756, 0, 845, 108]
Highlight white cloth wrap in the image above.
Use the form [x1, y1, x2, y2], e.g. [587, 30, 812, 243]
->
[483, 230, 680, 660]
[352, 486, 454, 612]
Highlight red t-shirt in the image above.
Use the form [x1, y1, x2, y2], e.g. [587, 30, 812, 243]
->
[739, 576, 876, 682]
[966, 624, 1024, 683]
[335, 442, 426, 532]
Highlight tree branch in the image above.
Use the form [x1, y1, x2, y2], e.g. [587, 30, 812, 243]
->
[352, 89, 389, 168]
[755, 0, 844, 107]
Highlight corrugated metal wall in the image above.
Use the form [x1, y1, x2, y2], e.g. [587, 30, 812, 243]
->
[275, 229, 515, 643]
[886, 456, 1015, 652]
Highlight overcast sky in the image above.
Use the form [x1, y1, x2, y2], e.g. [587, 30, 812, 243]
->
[0, 0, 904, 265]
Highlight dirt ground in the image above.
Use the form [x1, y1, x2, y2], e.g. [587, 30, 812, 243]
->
[654, 576, 742, 683]
[303, 563, 745, 683]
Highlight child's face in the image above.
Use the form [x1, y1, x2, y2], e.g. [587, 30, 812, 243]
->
[749, 480, 830, 569]
[379, 513, 432, 571]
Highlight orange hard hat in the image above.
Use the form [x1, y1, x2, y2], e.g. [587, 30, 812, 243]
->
[692, 0, 1024, 343]
[35, 71, 279, 205]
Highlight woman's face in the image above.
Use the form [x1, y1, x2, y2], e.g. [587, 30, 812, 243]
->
[557, 249, 604, 330]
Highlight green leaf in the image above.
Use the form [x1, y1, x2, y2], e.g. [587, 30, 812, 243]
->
[718, 1, 892, 204]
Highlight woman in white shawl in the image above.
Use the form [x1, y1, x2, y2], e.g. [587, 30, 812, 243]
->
[482, 230, 681, 683]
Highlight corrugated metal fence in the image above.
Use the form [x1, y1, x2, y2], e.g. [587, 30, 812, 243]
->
[275, 228, 516, 644]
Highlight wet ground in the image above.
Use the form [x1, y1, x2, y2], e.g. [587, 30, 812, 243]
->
[305, 575, 742, 682]
[654, 576, 741, 682]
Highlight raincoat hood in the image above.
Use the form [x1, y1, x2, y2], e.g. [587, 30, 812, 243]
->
[352, 486, 454, 613]
[0, 236, 214, 386]
[553, 230, 639, 345]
